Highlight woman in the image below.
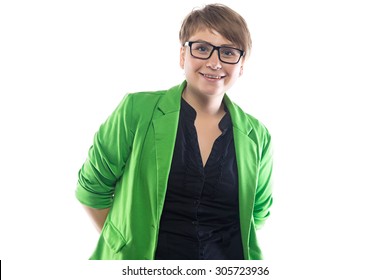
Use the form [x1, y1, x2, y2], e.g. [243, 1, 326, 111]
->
[76, 3, 273, 260]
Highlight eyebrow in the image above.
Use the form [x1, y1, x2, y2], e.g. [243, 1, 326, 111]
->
[192, 40, 236, 48]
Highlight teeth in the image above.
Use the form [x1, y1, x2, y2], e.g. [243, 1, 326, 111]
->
[203, 74, 221, 79]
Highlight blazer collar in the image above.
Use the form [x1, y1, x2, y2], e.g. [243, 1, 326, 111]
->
[156, 81, 186, 116]
[223, 94, 253, 136]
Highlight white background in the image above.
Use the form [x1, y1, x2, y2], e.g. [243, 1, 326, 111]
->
[1, 0, 389, 279]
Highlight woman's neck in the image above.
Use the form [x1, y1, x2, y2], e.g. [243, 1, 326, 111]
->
[182, 88, 225, 116]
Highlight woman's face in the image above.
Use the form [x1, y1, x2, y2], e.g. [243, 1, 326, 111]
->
[180, 29, 245, 99]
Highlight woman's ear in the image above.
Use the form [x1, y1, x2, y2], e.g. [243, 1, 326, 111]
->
[239, 58, 246, 77]
[239, 65, 244, 77]
[180, 46, 186, 69]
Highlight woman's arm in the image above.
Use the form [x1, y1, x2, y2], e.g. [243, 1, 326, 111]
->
[253, 128, 273, 230]
[82, 205, 110, 233]
[76, 94, 135, 210]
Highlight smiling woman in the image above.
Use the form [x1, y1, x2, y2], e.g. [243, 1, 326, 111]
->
[2, 0, 390, 278]
[75, 3, 273, 260]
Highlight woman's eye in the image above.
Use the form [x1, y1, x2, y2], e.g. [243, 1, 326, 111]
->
[221, 48, 236, 56]
[223, 50, 233, 56]
[196, 45, 210, 52]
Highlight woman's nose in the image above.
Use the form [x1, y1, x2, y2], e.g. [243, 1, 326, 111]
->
[206, 50, 222, 69]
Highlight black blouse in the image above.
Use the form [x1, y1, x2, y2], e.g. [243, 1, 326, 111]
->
[155, 98, 244, 260]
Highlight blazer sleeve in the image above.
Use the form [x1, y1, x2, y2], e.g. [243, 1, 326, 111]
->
[76, 94, 135, 209]
[253, 127, 273, 230]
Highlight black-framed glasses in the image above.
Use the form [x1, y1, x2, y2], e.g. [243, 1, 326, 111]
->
[184, 41, 245, 64]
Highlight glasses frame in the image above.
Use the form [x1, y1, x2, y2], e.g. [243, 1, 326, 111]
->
[184, 41, 245, 65]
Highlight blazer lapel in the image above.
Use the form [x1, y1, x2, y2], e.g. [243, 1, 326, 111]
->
[152, 82, 185, 215]
[224, 95, 258, 255]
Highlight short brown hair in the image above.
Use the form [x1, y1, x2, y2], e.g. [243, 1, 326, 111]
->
[179, 4, 252, 57]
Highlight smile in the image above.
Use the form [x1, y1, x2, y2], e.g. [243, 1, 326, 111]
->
[200, 73, 225, 80]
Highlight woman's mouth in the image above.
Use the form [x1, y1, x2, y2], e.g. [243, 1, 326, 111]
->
[200, 73, 225, 80]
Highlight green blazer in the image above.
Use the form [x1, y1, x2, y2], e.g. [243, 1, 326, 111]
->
[76, 81, 273, 260]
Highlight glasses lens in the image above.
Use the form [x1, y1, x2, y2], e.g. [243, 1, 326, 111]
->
[190, 42, 213, 59]
[219, 47, 242, 63]
[190, 42, 242, 64]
